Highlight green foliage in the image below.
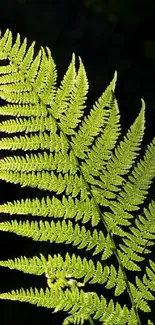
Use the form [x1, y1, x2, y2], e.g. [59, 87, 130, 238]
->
[0, 29, 155, 325]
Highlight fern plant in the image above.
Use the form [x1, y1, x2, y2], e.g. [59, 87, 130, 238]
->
[0, 29, 155, 325]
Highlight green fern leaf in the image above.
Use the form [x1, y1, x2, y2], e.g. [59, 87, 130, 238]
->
[0, 29, 155, 325]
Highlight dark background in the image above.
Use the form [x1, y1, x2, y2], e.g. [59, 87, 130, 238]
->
[0, 0, 155, 324]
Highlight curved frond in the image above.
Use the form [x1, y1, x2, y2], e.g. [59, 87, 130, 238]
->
[81, 92, 120, 184]
[92, 100, 145, 206]
[71, 72, 118, 159]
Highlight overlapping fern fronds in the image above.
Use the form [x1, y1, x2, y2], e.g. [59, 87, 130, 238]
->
[0, 29, 155, 325]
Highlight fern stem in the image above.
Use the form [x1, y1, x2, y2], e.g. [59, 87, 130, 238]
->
[113, 247, 141, 325]
[88, 316, 94, 325]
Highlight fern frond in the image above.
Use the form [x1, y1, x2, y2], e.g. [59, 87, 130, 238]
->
[110, 139, 155, 269]
[1, 29, 155, 325]
[0, 29, 13, 60]
[0, 286, 133, 325]
[0, 151, 78, 174]
[118, 138, 155, 211]
[0, 195, 100, 224]
[0, 30, 56, 107]
[0, 171, 94, 205]
[0, 103, 46, 117]
[56, 56, 88, 135]
[0, 219, 108, 256]
[0, 252, 121, 290]
[71, 72, 118, 159]
[81, 92, 120, 184]
[0, 254, 46, 275]
[92, 100, 145, 206]
[48, 53, 76, 120]
[117, 200, 155, 273]
[0, 115, 55, 133]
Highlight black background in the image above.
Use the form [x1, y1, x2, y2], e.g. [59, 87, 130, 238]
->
[0, 1, 155, 324]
